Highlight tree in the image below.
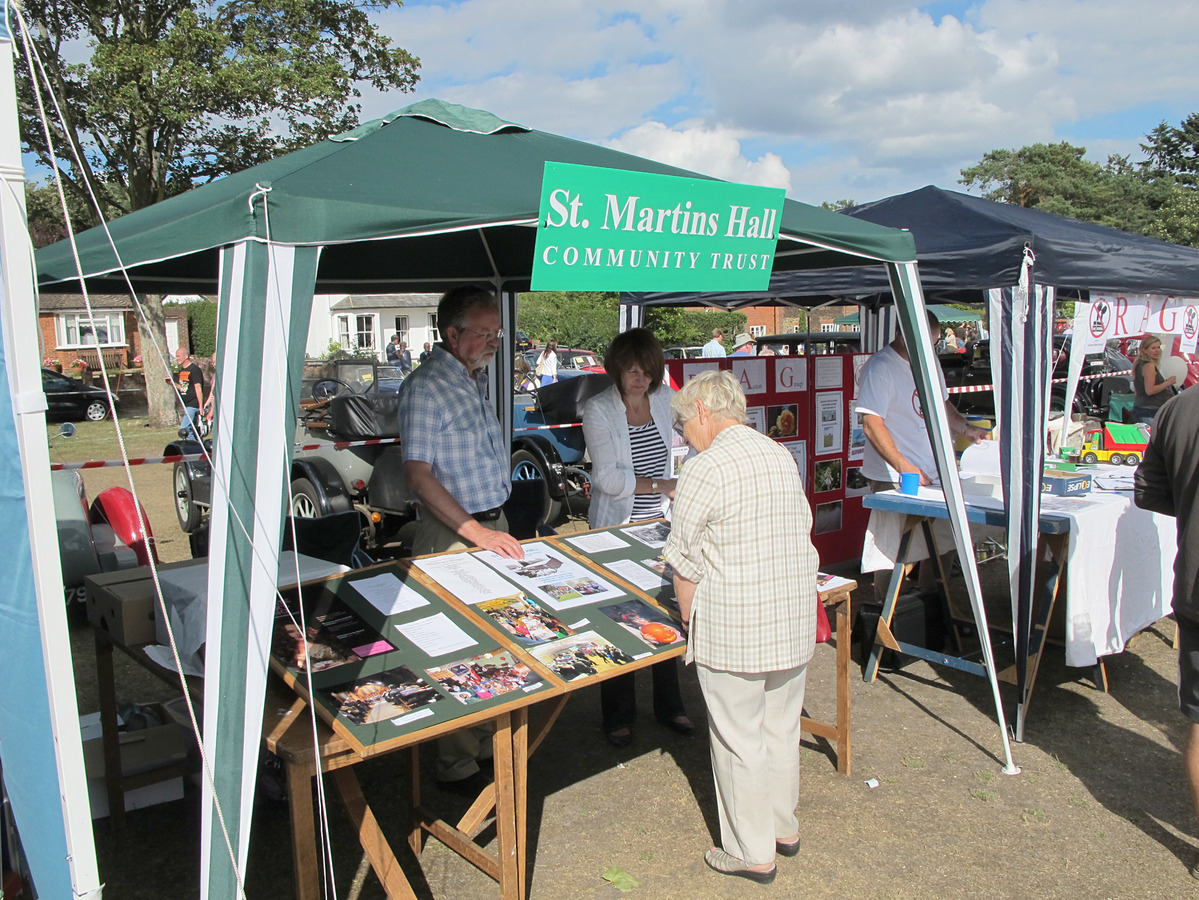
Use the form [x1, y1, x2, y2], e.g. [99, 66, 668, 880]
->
[18, 0, 420, 423]
[1140, 113, 1199, 187]
[958, 141, 1170, 239]
[517, 292, 621, 355]
[643, 307, 747, 350]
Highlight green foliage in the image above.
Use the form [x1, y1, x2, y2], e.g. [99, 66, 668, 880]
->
[1146, 183, 1199, 247]
[821, 199, 856, 211]
[958, 139, 1175, 242]
[24, 181, 96, 249]
[17, 0, 420, 220]
[323, 340, 350, 360]
[517, 292, 620, 354]
[1140, 113, 1199, 187]
[185, 299, 219, 358]
[643, 307, 748, 349]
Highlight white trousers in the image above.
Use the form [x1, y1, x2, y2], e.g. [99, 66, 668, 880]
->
[696, 663, 808, 865]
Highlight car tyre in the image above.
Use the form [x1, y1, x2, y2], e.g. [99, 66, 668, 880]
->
[173, 463, 203, 532]
[291, 477, 323, 519]
[85, 399, 109, 421]
[510, 449, 561, 526]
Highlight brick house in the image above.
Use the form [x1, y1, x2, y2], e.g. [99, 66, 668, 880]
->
[38, 294, 191, 371]
[740, 303, 859, 338]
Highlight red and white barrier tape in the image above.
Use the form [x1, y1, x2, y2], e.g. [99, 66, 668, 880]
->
[50, 426, 584, 471]
[947, 370, 1118, 395]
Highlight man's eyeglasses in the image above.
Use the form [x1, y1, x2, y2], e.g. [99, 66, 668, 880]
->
[459, 326, 506, 341]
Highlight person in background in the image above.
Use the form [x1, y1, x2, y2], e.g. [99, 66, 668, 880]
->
[174, 346, 205, 441]
[386, 333, 402, 365]
[202, 353, 217, 433]
[1134, 384, 1199, 878]
[396, 286, 523, 794]
[419, 341, 432, 364]
[1131, 335, 1177, 425]
[536, 339, 559, 386]
[758, 344, 776, 357]
[398, 341, 413, 376]
[664, 370, 817, 884]
[855, 313, 987, 600]
[701, 328, 727, 358]
[730, 333, 756, 356]
[582, 328, 690, 747]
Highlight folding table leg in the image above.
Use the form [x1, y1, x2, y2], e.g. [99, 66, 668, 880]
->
[864, 520, 917, 683]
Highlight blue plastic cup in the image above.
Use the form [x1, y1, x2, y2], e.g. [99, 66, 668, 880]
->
[899, 472, 920, 495]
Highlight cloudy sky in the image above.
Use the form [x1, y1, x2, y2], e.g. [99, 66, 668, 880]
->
[366, 0, 1199, 206]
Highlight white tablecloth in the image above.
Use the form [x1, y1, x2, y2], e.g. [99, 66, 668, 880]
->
[863, 486, 1177, 668]
[1056, 492, 1175, 667]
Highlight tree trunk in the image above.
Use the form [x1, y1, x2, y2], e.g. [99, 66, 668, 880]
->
[139, 294, 176, 428]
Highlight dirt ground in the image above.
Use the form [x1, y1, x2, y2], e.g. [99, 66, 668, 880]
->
[57, 419, 1199, 900]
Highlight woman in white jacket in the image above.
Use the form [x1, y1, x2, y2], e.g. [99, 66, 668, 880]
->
[582, 328, 692, 746]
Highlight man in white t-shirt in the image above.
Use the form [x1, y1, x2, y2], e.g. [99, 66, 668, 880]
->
[855, 314, 987, 598]
[701, 328, 727, 358]
[856, 316, 986, 486]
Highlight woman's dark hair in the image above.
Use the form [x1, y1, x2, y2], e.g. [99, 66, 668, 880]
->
[604, 328, 665, 395]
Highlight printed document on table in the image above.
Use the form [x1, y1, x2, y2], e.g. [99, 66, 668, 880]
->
[395, 612, 477, 657]
[473, 542, 626, 611]
[349, 571, 430, 617]
[603, 558, 670, 591]
[414, 553, 520, 604]
[565, 531, 631, 553]
[621, 521, 671, 549]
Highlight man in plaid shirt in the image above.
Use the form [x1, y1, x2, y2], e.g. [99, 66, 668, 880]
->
[397, 286, 523, 789]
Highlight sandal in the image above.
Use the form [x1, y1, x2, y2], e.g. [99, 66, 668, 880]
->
[704, 848, 777, 884]
[775, 837, 801, 858]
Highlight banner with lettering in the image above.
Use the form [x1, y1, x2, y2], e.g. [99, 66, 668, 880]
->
[531, 162, 785, 291]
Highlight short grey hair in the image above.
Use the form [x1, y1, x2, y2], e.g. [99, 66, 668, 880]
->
[671, 370, 747, 427]
[438, 285, 498, 333]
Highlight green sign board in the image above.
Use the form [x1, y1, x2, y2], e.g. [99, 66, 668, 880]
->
[530, 162, 785, 292]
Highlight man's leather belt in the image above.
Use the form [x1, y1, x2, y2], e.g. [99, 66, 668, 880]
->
[472, 507, 503, 522]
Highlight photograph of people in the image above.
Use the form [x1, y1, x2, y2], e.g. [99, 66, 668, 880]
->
[581, 327, 692, 747]
[664, 370, 818, 884]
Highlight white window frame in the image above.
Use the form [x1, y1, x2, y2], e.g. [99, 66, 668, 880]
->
[56, 312, 126, 349]
[428, 313, 440, 344]
[749, 325, 766, 338]
[393, 315, 409, 347]
[820, 322, 837, 332]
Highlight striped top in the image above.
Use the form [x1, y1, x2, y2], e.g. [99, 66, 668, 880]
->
[629, 421, 668, 521]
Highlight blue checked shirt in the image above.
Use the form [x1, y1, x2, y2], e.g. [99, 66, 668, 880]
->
[396, 345, 511, 513]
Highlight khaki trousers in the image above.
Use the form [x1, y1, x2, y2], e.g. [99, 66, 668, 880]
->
[696, 663, 808, 865]
[413, 509, 509, 781]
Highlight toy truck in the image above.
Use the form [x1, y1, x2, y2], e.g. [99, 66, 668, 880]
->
[1075, 422, 1149, 466]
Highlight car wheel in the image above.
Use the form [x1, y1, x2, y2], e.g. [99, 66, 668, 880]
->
[510, 449, 562, 525]
[291, 477, 322, 518]
[1108, 453, 1123, 466]
[173, 463, 203, 533]
[1081, 452, 1098, 464]
[85, 400, 109, 421]
[1123, 452, 1141, 465]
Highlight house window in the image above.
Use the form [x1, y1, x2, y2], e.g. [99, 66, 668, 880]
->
[355, 315, 376, 352]
[58, 312, 125, 348]
[335, 313, 377, 353]
[428, 313, 440, 344]
[820, 322, 837, 332]
[749, 325, 766, 338]
[393, 315, 409, 346]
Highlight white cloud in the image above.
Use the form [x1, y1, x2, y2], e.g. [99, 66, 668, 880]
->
[373, 0, 1199, 206]
[605, 121, 792, 191]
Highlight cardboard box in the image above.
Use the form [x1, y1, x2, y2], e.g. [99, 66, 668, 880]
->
[85, 569, 158, 645]
[85, 560, 203, 647]
[1041, 470, 1092, 496]
[80, 707, 187, 819]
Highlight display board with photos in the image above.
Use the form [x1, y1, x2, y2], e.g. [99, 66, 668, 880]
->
[269, 562, 560, 755]
[413, 540, 686, 688]
[666, 352, 871, 564]
[551, 521, 682, 614]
